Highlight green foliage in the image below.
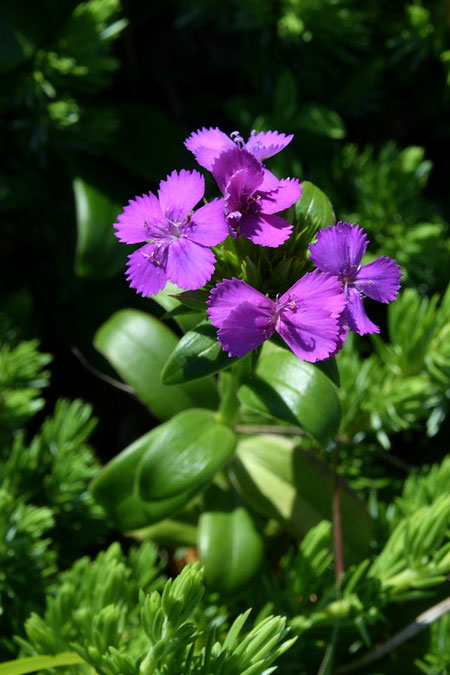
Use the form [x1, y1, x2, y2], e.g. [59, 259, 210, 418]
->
[95, 310, 219, 419]
[231, 434, 372, 562]
[238, 342, 341, 447]
[34, 0, 126, 95]
[3, 399, 108, 562]
[0, 340, 51, 442]
[330, 143, 450, 292]
[16, 554, 294, 675]
[0, 488, 56, 639]
[338, 284, 450, 445]
[416, 614, 450, 675]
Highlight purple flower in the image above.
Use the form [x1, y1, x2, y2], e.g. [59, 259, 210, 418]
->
[114, 169, 229, 296]
[210, 147, 301, 247]
[185, 127, 294, 172]
[309, 222, 402, 335]
[206, 271, 346, 361]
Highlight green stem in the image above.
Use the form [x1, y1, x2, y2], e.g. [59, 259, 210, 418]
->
[332, 444, 345, 584]
[217, 371, 240, 426]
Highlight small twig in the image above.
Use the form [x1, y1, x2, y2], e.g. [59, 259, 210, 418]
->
[372, 446, 412, 472]
[335, 596, 450, 674]
[71, 347, 135, 394]
[332, 445, 345, 583]
[234, 424, 306, 436]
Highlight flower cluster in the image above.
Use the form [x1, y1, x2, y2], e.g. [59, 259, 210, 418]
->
[114, 127, 301, 296]
[114, 126, 401, 364]
[207, 222, 401, 362]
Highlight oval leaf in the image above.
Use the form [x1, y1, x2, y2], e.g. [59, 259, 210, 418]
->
[230, 435, 372, 562]
[198, 486, 264, 592]
[94, 309, 219, 421]
[74, 178, 125, 280]
[138, 409, 236, 501]
[293, 180, 335, 231]
[161, 320, 239, 384]
[91, 427, 196, 531]
[238, 343, 341, 446]
[154, 282, 204, 332]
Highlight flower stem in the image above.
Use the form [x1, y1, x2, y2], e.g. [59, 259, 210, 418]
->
[333, 444, 345, 584]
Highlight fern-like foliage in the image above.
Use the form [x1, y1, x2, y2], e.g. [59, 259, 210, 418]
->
[17, 552, 295, 675]
[0, 488, 56, 644]
[0, 339, 51, 443]
[3, 399, 109, 564]
[338, 284, 450, 446]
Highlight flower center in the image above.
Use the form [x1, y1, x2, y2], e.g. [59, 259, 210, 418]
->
[273, 294, 296, 328]
[230, 130, 245, 148]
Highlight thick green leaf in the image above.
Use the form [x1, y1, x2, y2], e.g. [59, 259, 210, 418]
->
[230, 435, 372, 561]
[293, 180, 335, 230]
[74, 178, 125, 280]
[91, 427, 196, 531]
[271, 335, 340, 387]
[238, 343, 341, 446]
[313, 357, 340, 387]
[0, 653, 83, 675]
[161, 320, 239, 384]
[198, 486, 264, 592]
[154, 282, 204, 332]
[138, 409, 236, 501]
[94, 309, 218, 420]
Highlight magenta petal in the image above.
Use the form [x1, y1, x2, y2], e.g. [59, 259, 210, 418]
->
[330, 315, 349, 357]
[282, 270, 346, 318]
[277, 310, 343, 363]
[158, 169, 205, 220]
[224, 169, 264, 217]
[207, 278, 273, 330]
[345, 287, 379, 335]
[355, 257, 402, 303]
[217, 302, 275, 358]
[184, 127, 235, 170]
[240, 213, 292, 247]
[260, 168, 281, 192]
[212, 147, 264, 197]
[309, 222, 369, 277]
[114, 192, 163, 244]
[187, 198, 228, 246]
[165, 238, 216, 290]
[244, 130, 294, 161]
[126, 243, 168, 296]
[258, 178, 302, 215]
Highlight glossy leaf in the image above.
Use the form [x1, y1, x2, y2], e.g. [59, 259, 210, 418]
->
[94, 309, 218, 421]
[198, 485, 264, 592]
[314, 357, 340, 387]
[138, 409, 236, 501]
[161, 320, 239, 385]
[74, 178, 125, 280]
[91, 427, 196, 531]
[230, 435, 372, 561]
[238, 343, 341, 446]
[154, 282, 205, 332]
[293, 180, 335, 231]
